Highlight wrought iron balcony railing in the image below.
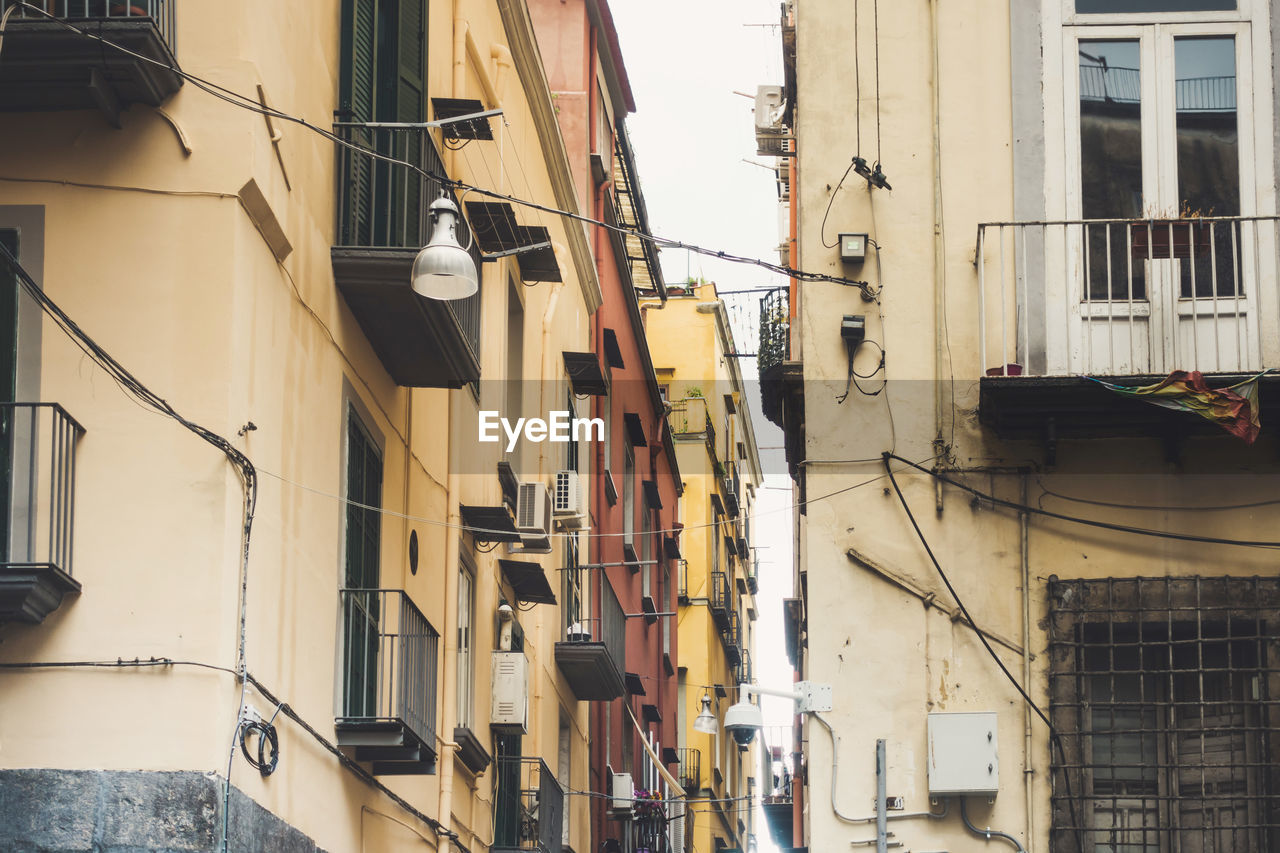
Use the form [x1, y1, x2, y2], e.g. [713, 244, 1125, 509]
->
[709, 570, 730, 627]
[493, 756, 564, 853]
[555, 575, 626, 700]
[337, 588, 440, 774]
[735, 647, 752, 686]
[758, 288, 790, 376]
[0, 0, 176, 49]
[331, 123, 483, 387]
[722, 460, 740, 517]
[676, 747, 701, 791]
[0, 403, 85, 624]
[721, 610, 741, 666]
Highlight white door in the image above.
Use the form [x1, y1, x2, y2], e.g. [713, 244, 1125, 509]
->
[1063, 21, 1261, 375]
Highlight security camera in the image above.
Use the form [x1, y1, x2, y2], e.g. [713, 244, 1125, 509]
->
[723, 697, 763, 747]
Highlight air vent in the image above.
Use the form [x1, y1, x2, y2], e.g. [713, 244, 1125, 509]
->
[516, 482, 551, 537]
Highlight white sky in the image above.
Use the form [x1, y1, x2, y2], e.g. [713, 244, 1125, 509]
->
[610, 2, 796, 846]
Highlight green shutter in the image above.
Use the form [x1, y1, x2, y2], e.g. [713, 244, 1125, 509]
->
[343, 409, 382, 717]
[397, 0, 426, 243]
[339, 0, 377, 245]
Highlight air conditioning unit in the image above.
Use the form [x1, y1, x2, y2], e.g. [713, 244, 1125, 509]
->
[516, 482, 552, 537]
[491, 651, 529, 733]
[753, 85, 785, 133]
[553, 470, 587, 528]
[609, 770, 634, 813]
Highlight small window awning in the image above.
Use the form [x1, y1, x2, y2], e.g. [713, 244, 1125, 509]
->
[459, 505, 522, 543]
[662, 746, 679, 766]
[430, 97, 495, 140]
[465, 203, 562, 282]
[564, 351, 609, 396]
[625, 672, 647, 695]
[602, 327, 625, 369]
[710, 493, 725, 515]
[642, 479, 663, 509]
[663, 535, 681, 560]
[624, 412, 647, 447]
[498, 559, 557, 605]
[641, 703, 662, 724]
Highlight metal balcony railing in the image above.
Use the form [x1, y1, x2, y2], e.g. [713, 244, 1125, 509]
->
[722, 460, 740, 517]
[493, 756, 564, 853]
[338, 589, 439, 751]
[709, 571, 730, 625]
[631, 807, 671, 853]
[333, 123, 482, 358]
[735, 647, 752, 686]
[555, 575, 627, 700]
[676, 747, 701, 791]
[0, 403, 84, 577]
[976, 217, 1280, 378]
[721, 610, 741, 665]
[1, 0, 176, 49]
[759, 288, 790, 375]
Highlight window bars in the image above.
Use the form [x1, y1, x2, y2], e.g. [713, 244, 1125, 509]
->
[1047, 576, 1280, 853]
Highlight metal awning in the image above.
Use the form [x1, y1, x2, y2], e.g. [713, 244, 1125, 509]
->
[431, 97, 495, 139]
[459, 505, 522, 543]
[624, 412, 647, 447]
[602, 327, 625, 368]
[498, 559, 557, 604]
[564, 351, 609, 396]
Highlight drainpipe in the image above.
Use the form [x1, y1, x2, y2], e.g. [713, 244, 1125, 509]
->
[451, 10, 469, 177]
[437, 462, 462, 841]
[929, 0, 947, 456]
[1020, 473, 1034, 851]
[537, 277, 568, 478]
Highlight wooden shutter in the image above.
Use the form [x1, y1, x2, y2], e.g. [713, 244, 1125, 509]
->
[396, 0, 426, 244]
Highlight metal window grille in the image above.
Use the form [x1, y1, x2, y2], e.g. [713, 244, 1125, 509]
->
[1047, 576, 1280, 853]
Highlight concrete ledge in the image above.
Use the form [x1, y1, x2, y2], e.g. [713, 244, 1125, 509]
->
[0, 769, 325, 852]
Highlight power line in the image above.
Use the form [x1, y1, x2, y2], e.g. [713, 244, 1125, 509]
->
[888, 453, 1280, 549]
[3, 3, 868, 290]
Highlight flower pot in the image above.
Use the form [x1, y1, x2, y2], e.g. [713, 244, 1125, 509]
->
[1129, 220, 1212, 260]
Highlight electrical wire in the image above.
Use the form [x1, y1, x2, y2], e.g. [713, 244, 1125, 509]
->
[0, 657, 238, 675]
[960, 797, 1026, 853]
[0, 237, 259, 853]
[889, 453, 1280, 549]
[5, 3, 871, 290]
[1036, 478, 1280, 513]
[820, 160, 859, 249]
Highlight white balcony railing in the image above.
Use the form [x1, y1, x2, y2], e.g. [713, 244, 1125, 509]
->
[976, 216, 1280, 378]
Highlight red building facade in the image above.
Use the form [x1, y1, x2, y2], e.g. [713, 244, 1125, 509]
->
[529, 2, 685, 851]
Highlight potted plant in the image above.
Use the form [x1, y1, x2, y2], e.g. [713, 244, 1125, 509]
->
[1128, 202, 1214, 260]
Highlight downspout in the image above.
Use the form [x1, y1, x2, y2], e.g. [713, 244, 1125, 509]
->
[929, 0, 947, 456]
[451, 10, 469, 176]
[537, 279, 568, 478]
[437, 465, 461, 839]
[1021, 473, 1034, 851]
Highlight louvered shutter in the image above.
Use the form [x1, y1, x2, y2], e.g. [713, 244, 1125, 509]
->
[396, 0, 426, 244]
[339, 0, 377, 245]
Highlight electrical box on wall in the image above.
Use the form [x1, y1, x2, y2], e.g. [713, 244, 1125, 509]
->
[927, 712, 999, 797]
[490, 651, 528, 733]
[838, 232, 868, 263]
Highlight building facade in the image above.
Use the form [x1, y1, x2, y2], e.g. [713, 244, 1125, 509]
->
[528, 4, 688, 853]
[640, 283, 764, 853]
[0, 1, 665, 851]
[763, 1, 1280, 853]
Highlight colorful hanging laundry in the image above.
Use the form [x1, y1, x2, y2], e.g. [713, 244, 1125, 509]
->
[1088, 370, 1266, 444]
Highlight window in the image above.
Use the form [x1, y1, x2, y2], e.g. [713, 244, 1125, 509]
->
[457, 551, 475, 728]
[563, 533, 583, 633]
[566, 391, 579, 472]
[339, 0, 427, 244]
[1056, 0, 1268, 374]
[1047, 577, 1280, 853]
[342, 406, 383, 718]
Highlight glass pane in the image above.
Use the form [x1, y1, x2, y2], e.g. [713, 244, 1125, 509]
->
[1176, 36, 1240, 297]
[1077, 0, 1235, 12]
[1080, 40, 1146, 299]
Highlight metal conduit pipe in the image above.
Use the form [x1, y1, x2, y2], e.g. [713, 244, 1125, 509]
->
[960, 798, 1027, 853]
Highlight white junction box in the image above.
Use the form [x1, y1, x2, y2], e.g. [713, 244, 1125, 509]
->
[927, 712, 999, 797]
[490, 651, 529, 733]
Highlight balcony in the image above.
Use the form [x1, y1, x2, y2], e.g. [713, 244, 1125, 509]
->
[709, 570, 730, 629]
[493, 756, 564, 853]
[554, 577, 626, 701]
[758, 287, 804, 475]
[676, 747, 701, 791]
[332, 124, 482, 388]
[721, 610, 741, 666]
[0, 1, 180, 124]
[734, 647, 752, 686]
[676, 559, 689, 604]
[721, 461, 740, 517]
[336, 589, 439, 775]
[976, 217, 1280, 442]
[0, 403, 84, 625]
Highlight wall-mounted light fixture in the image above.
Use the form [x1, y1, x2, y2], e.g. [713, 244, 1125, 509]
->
[412, 193, 477, 300]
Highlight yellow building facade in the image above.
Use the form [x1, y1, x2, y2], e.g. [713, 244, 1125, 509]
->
[639, 283, 763, 853]
[0, 1, 610, 851]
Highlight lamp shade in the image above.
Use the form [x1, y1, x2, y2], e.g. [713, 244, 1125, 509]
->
[411, 195, 478, 300]
[693, 694, 718, 734]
